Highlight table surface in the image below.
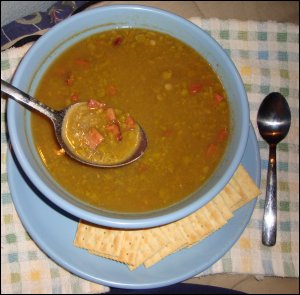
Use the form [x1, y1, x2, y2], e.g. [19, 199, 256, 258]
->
[1, 1, 299, 294]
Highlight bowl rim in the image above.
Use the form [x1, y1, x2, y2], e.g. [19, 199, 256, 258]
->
[7, 4, 249, 229]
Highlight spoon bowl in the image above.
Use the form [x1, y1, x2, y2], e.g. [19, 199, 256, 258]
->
[1, 79, 147, 168]
[257, 92, 291, 246]
[257, 92, 291, 144]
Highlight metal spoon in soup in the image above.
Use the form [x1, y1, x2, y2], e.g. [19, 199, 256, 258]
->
[1, 79, 147, 167]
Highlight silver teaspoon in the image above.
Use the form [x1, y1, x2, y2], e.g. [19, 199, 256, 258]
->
[1, 79, 147, 168]
[257, 92, 291, 246]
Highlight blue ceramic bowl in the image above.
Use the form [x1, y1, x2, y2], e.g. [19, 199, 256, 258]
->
[7, 5, 249, 229]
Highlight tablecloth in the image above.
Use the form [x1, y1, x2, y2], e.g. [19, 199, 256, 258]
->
[1, 14, 299, 294]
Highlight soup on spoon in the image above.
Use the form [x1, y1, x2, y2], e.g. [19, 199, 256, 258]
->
[62, 99, 145, 166]
[1, 79, 147, 167]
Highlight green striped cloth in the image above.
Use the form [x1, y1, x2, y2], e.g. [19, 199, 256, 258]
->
[1, 18, 299, 293]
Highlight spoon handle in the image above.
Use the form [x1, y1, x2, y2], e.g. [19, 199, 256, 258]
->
[262, 144, 277, 246]
[1, 79, 56, 120]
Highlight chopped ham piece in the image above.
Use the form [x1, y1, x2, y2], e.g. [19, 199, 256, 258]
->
[112, 36, 123, 46]
[87, 99, 106, 109]
[106, 85, 118, 96]
[65, 74, 74, 86]
[106, 108, 117, 122]
[189, 83, 203, 95]
[137, 163, 150, 173]
[74, 58, 90, 67]
[125, 116, 136, 130]
[215, 93, 224, 103]
[161, 128, 173, 137]
[206, 143, 217, 157]
[71, 93, 79, 101]
[85, 128, 104, 150]
[217, 127, 228, 142]
[106, 123, 122, 141]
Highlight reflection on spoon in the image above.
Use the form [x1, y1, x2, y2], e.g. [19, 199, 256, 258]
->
[1, 79, 147, 168]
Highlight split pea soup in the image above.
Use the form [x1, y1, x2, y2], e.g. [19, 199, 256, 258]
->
[32, 28, 230, 213]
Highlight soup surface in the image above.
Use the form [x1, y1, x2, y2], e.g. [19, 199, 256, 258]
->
[32, 28, 230, 213]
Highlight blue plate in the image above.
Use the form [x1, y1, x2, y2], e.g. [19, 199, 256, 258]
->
[7, 125, 260, 289]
